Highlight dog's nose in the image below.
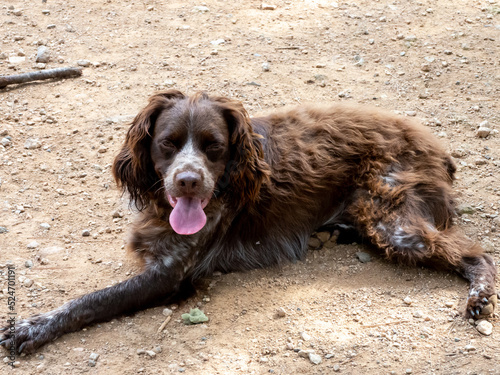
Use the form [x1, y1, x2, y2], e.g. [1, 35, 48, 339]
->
[175, 171, 202, 195]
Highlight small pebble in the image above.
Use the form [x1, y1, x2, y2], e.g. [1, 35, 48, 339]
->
[309, 353, 322, 365]
[444, 302, 454, 308]
[262, 62, 270, 72]
[25, 260, 33, 268]
[476, 320, 493, 336]
[403, 296, 412, 305]
[24, 138, 42, 149]
[36, 46, 50, 63]
[40, 223, 51, 230]
[476, 127, 492, 138]
[464, 344, 476, 351]
[276, 307, 286, 317]
[413, 310, 423, 318]
[77, 60, 91, 67]
[162, 308, 173, 317]
[300, 331, 311, 341]
[82, 229, 91, 237]
[261, 3, 277, 10]
[145, 350, 156, 358]
[333, 364, 340, 372]
[456, 204, 475, 215]
[89, 352, 99, 361]
[356, 251, 372, 263]
[23, 278, 33, 288]
[27, 240, 39, 249]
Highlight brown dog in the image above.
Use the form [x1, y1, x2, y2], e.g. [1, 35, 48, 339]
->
[1, 90, 497, 354]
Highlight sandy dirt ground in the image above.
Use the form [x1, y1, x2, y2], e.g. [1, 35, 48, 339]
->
[1, 0, 499, 374]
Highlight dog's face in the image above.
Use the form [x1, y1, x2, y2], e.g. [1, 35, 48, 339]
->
[150, 98, 230, 235]
[113, 90, 269, 236]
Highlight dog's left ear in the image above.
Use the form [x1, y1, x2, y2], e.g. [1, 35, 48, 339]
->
[212, 96, 270, 208]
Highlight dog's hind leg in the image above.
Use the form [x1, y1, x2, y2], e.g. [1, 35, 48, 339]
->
[348, 188, 497, 319]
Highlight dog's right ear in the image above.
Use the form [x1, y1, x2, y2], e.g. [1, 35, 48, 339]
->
[112, 90, 186, 210]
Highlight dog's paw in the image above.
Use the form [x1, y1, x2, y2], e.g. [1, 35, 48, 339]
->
[0, 314, 60, 354]
[466, 293, 497, 319]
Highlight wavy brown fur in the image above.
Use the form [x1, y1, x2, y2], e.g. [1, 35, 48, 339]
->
[1, 90, 496, 355]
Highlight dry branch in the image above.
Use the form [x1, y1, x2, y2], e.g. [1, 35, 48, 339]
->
[0, 67, 83, 89]
[157, 316, 171, 332]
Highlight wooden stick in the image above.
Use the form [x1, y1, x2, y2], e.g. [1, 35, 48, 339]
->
[275, 46, 301, 50]
[157, 316, 171, 332]
[0, 67, 83, 89]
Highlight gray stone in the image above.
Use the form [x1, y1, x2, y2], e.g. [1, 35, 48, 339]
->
[40, 223, 51, 230]
[24, 138, 41, 149]
[27, 241, 39, 249]
[0, 227, 8, 234]
[456, 204, 475, 215]
[77, 60, 91, 67]
[36, 46, 50, 63]
[89, 352, 100, 361]
[476, 127, 492, 138]
[82, 229, 91, 237]
[356, 251, 372, 263]
[309, 353, 322, 365]
[25, 260, 33, 268]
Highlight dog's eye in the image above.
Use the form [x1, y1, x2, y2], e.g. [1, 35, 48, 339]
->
[205, 142, 224, 160]
[160, 139, 177, 156]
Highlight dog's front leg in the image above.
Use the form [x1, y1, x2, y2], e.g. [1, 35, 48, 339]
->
[0, 261, 186, 354]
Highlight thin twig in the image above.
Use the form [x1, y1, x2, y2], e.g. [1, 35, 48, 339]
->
[0, 67, 83, 89]
[275, 46, 301, 50]
[157, 316, 171, 332]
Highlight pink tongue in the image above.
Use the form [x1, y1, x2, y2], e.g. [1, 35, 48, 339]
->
[169, 197, 207, 235]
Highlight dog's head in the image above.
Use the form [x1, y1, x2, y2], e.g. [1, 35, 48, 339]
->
[113, 90, 269, 235]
